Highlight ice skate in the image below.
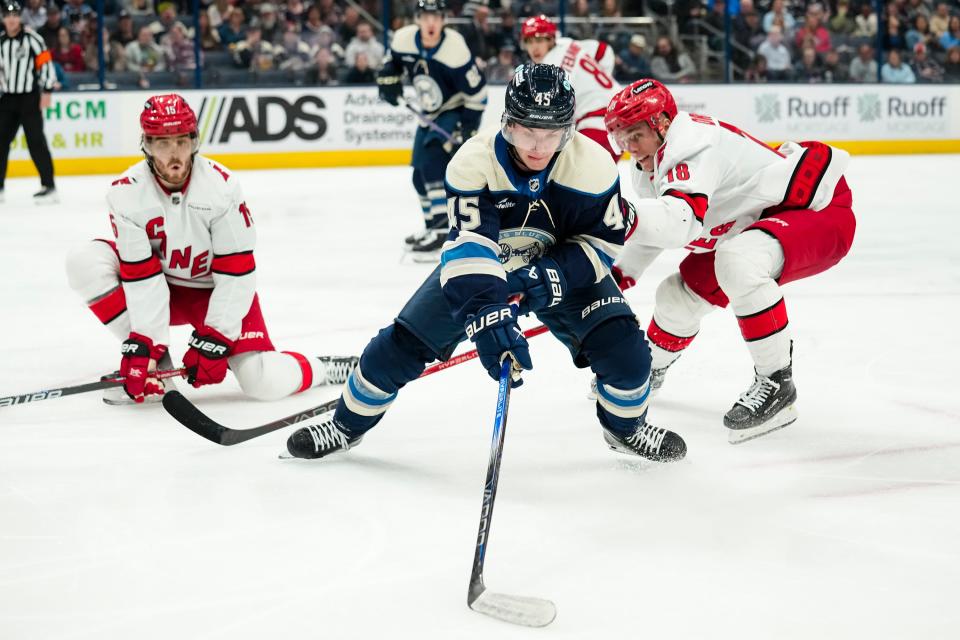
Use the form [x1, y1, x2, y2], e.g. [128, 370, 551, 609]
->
[724, 364, 797, 444]
[284, 414, 362, 459]
[405, 229, 446, 263]
[404, 228, 430, 246]
[33, 187, 59, 205]
[603, 422, 687, 462]
[317, 355, 359, 385]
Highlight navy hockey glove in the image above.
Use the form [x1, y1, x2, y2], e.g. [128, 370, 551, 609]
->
[183, 326, 234, 388]
[376, 70, 402, 106]
[465, 304, 533, 387]
[506, 257, 566, 313]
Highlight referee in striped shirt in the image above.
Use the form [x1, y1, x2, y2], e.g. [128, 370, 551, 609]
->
[1, 0, 57, 204]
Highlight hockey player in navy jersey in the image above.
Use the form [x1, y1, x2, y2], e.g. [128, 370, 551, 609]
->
[377, 0, 487, 258]
[285, 64, 686, 463]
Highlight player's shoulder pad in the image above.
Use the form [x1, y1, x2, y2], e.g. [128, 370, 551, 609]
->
[434, 28, 473, 68]
[106, 161, 150, 207]
[548, 133, 619, 197]
[659, 111, 716, 167]
[195, 155, 240, 195]
[390, 24, 420, 55]
[445, 129, 500, 194]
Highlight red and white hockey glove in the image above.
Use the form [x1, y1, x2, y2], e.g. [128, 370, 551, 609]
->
[611, 265, 636, 291]
[120, 333, 168, 402]
[183, 326, 234, 388]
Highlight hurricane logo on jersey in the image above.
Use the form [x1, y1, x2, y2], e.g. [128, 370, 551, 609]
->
[412, 75, 444, 113]
[497, 228, 555, 271]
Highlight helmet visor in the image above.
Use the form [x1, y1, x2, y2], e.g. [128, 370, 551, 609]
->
[142, 133, 200, 158]
[501, 115, 573, 155]
[606, 121, 654, 158]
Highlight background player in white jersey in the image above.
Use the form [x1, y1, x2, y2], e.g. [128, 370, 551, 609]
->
[377, 0, 487, 258]
[284, 64, 685, 464]
[604, 80, 857, 444]
[520, 14, 620, 162]
[64, 95, 358, 404]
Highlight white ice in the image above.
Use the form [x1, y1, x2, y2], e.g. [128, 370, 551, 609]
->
[1, 155, 958, 640]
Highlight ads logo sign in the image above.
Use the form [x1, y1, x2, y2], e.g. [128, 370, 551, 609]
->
[754, 94, 781, 123]
[195, 95, 327, 144]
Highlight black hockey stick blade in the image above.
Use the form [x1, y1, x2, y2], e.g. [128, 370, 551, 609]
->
[468, 586, 557, 628]
[162, 390, 338, 446]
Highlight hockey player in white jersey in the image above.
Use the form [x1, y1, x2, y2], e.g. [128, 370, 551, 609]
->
[64, 94, 358, 404]
[520, 14, 620, 161]
[604, 79, 857, 443]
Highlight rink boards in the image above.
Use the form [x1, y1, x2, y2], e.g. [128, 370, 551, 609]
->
[7, 83, 960, 177]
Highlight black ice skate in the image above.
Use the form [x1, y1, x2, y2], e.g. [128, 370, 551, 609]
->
[317, 355, 359, 386]
[603, 422, 687, 462]
[724, 364, 797, 444]
[406, 229, 447, 263]
[404, 228, 430, 246]
[649, 360, 675, 395]
[284, 415, 362, 459]
[33, 187, 59, 205]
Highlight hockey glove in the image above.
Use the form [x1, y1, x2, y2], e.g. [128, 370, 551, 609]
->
[120, 333, 167, 402]
[183, 326, 234, 388]
[376, 70, 402, 106]
[611, 265, 636, 290]
[505, 257, 566, 314]
[465, 304, 533, 387]
[442, 129, 464, 155]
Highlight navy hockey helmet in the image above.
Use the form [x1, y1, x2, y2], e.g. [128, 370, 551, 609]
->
[501, 63, 576, 153]
[416, 0, 446, 14]
[2, 1, 22, 15]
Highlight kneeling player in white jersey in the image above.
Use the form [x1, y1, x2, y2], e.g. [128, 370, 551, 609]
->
[65, 95, 357, 404]
[521, 14, 620, 162]
[605, 80, 857, 444]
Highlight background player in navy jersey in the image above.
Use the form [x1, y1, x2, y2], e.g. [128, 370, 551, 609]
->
[377, 0, 487, 259]
[285, 64, 686, 463]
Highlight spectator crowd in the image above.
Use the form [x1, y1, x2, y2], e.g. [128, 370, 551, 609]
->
[3, 0, 960, 88]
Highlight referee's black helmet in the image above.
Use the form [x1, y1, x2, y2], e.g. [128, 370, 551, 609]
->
[1, 1, 22, 16]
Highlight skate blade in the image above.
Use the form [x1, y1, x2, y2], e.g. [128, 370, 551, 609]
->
[469, 589, 557, 627]
[727, 404, 798, 445]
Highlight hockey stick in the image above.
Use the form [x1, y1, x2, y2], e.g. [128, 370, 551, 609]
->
[398, 97, 457, 144]
[467, 358, 557, 627]
[0, 368, 185, 409]
[162, 393, 340, 446]
[163, 325, 552, 446]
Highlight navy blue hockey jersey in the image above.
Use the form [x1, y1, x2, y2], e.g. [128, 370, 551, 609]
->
[383, 25, 487, 133]
[440, 129, 626, 324]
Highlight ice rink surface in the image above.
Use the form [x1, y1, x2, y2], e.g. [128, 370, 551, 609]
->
[1, 155, 958, 640]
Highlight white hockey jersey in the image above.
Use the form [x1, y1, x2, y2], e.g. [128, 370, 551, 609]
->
[543, 37, 619, 127]
[620, 111, 849, 273]
[107, 156, 256, 347]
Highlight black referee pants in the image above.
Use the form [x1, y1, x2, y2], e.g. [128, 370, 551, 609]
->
[0, 91, 55, 189]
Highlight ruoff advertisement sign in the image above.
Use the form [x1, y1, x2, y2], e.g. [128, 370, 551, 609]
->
[671, 84, 956, 141]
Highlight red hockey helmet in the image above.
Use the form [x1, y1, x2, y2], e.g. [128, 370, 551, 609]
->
[140, 94, 198, 138]
[604, 79, 678, 138]
[521, 14, 557, 40]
